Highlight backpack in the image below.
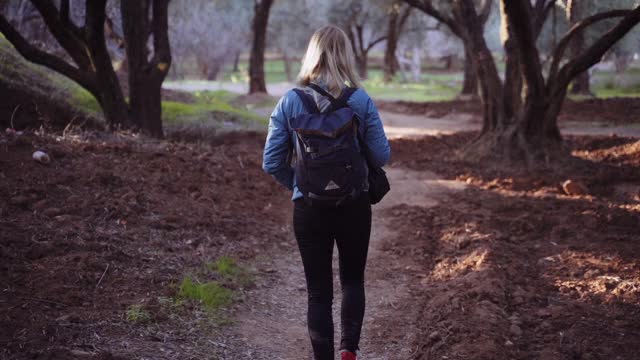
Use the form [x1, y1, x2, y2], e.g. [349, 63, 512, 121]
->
[289, 84, 367, 207]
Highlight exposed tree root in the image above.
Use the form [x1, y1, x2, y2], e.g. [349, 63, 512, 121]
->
[458, 127, 570, 168]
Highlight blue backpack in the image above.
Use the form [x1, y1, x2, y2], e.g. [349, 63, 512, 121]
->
[290, 84, 367, 207]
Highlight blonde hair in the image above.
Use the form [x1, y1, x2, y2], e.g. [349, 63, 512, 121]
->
[297, 25, 363, 96]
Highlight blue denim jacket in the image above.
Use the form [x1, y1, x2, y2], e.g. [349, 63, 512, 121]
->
[262, 85, 391, 200]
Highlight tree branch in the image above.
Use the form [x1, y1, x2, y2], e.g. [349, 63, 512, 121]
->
[553, 6, 640, 93]
[479, 0, 493, 25]
[402, 0, 461, 37]
[149, 0, 171, 79]
[533, 0, 557, 38]
[366, 35, 387, 52]
[548, 9, 632, 83]
[0, 15, 94, 91]
[60, 0, 70, 24]
[30, 0, 90, 70]
[398, 4, 413, 31]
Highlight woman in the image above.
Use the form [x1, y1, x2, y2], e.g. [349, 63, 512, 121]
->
[262, 25, 390, 360]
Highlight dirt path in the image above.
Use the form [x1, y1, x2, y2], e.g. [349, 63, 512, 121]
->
[379, 111, 640, 139]
[160, 84, 639, 358]
[213, 167, 467, 359]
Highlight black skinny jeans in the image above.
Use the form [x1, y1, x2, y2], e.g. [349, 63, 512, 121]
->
[293, 194, 372, 360]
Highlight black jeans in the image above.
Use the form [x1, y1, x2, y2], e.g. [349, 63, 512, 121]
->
[293, 194, 372, 360]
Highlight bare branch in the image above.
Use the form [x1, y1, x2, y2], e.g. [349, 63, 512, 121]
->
[60, 0, 70, 25]
[553, 6, 640, 93]
[366, 35, 387, 52]
[479, 0, 493, 25]
[30, 0, 91, 70]
[533, 0, 557, 38]
[398, 4, 413, 31]
[548, 9, 632, 83]
[402, 0, 462, 37]
[0, 15, 94, 91]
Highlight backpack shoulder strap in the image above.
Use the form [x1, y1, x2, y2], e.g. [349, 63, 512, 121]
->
[293, 88, 320, 114]
[331, 87, 358, 111]
[307, 83, 336, 101]
[307, 84, 358, 112]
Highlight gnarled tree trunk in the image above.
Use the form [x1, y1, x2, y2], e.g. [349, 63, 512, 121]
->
[0, 0, 130, 129]
[462, 0, 640, 163]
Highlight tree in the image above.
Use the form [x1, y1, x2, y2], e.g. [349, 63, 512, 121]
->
[403, 0, 494, 97]
[169, 0, 250, 81]
[249, 0, 274, 94]
[121, 0, 172, 138]
[0, 0, 172, 137]
[558, 0, 640, 95]
[383, 1, 412, 83]
[404, 0, 640, 163]
[330, 0, 389, 79]
[269, 0, 320, 83]
[0, 0, 130, 128]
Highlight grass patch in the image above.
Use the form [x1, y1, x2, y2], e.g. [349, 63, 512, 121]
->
[125, 304, 152, 324]
[363, 72, 460, 102]
[177, 276, 234, 312]
[172, 256, 252, 319]
[162, 90, 265, 126]
[207, 255, 253, 287]
[222, 59, 300, 83]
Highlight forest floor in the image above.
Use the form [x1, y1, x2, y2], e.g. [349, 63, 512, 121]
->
[1, 97, 640, 360]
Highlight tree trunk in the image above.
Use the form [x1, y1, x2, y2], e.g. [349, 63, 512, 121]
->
[282, 50, 293, 82]
[383, 4, 400, 83]
[570, 69, 591, 95]
[460, 48, 478, 97]
[566, 0, 591, 96]
[453, 1, 503, 134]
[206, 63, 221, 81]
[501, 14, 522, 122]
[232, 51, 241, 72]
[85, 0, 130, 128]
[356, 53, 369, 80]
[249, 0, 274, 94]
[410, 46, 422, 82]
[121, 0, 171, 138]
[569, 32, 592, 95]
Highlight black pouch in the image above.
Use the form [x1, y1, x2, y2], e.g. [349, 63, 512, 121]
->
[354, 117, 390, 205]
[367, 164, 390, 204]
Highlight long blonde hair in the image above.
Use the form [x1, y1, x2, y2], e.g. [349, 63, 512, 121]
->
[297, 25, 362, 96]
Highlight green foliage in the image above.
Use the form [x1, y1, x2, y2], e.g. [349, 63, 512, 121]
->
[210, 256, 239, 278]
[177, 276, 234, 312]
[363, 70, 460, 102]
[125, 304, 152, 324]
[207, 255, 254, 287]
[172, 256, 252, 318]
[162, 90, 265, 126]
[222, 59, 301, 83]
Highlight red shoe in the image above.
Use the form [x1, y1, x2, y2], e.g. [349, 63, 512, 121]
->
[340, 351, 357, 360]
